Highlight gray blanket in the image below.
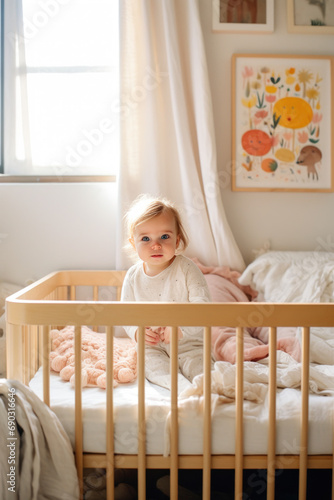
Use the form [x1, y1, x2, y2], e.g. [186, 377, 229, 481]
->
[0, 379, 79, 499]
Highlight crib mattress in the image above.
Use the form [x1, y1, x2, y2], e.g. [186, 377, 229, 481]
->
[29, 368, 333, 456]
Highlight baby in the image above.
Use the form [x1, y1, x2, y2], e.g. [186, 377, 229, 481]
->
[121, 194, 212, 394]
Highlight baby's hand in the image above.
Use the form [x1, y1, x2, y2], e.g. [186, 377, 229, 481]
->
[135, 327, 161, 345]
[144, 327, 161, 345]
[142, 326, 183, 345]
[160, 326, 183, 345]
[150, 326, 165, 336]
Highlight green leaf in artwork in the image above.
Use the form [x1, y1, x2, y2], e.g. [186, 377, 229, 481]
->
[246, 80, 250, 98]
[256, 91, 266, 109]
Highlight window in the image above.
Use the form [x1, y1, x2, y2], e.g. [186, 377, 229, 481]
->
[2, 0, 119, 181]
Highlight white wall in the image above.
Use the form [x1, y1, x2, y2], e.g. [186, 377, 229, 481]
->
[199, 0, 334, 264]
[0, 183, 117, 286]
[1, 1, 334, 286]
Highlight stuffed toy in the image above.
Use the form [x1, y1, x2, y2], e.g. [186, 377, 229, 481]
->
[50, 326, 137, 389]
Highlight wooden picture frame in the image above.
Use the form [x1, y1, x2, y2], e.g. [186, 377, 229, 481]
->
[212, 0, 274, 34]
[231, 54, 334, 192]
[287, 0, 334, 34]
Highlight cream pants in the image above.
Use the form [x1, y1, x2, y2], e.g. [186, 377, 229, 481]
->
[144, 339, 214, 395]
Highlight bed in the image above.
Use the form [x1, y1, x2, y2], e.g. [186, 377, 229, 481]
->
[5, 252, 334, 500]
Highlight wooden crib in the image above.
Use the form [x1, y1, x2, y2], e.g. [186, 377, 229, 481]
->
[5, 270, 334, 500]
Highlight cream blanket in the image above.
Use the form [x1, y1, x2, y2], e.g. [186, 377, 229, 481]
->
[0, 379, 79, 500]
[181, 343, 334, 404]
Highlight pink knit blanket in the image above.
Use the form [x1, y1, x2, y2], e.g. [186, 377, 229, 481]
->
[192, 258, 301, 363]
[50, 326, 137, 389]
[191, 257, 258, 300]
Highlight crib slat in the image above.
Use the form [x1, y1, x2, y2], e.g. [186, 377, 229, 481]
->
[42, 325, 50, 407]
[93, 286, 98, 332]
[299, 327, 310, 500]
[170, 326, 179, 500]
[74, 325, 84, 499]
[56, 285, 68, 301]
[28, 326, 33, 378]
[235, 326, 244, 499]
[23, 326, 29, 385]
[267, 327, 277, 500]
[31, 326, 39, 380]
[137, 326, 146, 500]
[106, 326, 115, 500]
[203, 326, 212, 500]
[39, 327, 43, 376]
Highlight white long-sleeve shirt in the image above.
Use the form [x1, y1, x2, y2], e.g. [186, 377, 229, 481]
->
[120, 254, 211, 341]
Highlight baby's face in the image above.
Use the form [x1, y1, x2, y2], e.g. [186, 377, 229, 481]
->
[132, 212, 180, 276]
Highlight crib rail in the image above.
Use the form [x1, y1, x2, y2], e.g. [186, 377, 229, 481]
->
[5, 271, 334, 500]
[7, 300, 334, 328]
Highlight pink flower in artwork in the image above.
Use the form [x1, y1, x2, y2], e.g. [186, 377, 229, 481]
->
[312, 112, 323, 124]
[283, 132, 293, 142]
[253, 116, 262, 127]
[271, 135, 280, 147]
[297, 131, 308, 144]
[265, 94, 276, 103]
[242, 66, 254, 79]
[255, 110, 268, 119]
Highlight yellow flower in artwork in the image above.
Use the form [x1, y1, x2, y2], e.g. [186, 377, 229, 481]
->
[241, 95, 257, 108]
[306, 87, 319, 101]
[298, 69, 313, 85]
[265, 85, 277, 94]
[285, 67, 296, 85]
[298, 69, 314, 98]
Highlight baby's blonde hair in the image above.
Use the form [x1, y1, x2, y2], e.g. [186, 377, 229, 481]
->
[125, 194, 189, 252]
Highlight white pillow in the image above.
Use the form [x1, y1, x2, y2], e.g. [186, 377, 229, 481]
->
[238, 251, 334, 303]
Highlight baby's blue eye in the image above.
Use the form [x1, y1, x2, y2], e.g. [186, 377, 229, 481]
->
[161, 234, 169, 240]
[142, 236, 150, 242]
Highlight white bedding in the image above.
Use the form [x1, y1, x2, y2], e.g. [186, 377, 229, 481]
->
[239, 250, 334, 303]
[29, 360, 334, 457]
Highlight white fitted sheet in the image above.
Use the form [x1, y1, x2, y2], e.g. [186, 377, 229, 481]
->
[29, 367, 334, 456]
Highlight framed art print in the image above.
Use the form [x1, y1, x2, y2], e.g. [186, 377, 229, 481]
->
[212, 0, 274, 34]
[231, 54, 334, 192]
[287, 0, 334, 34]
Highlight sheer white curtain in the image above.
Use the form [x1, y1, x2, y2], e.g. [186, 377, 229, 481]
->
[117, 0, 245, 271]
[4, 0, 32, 172]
